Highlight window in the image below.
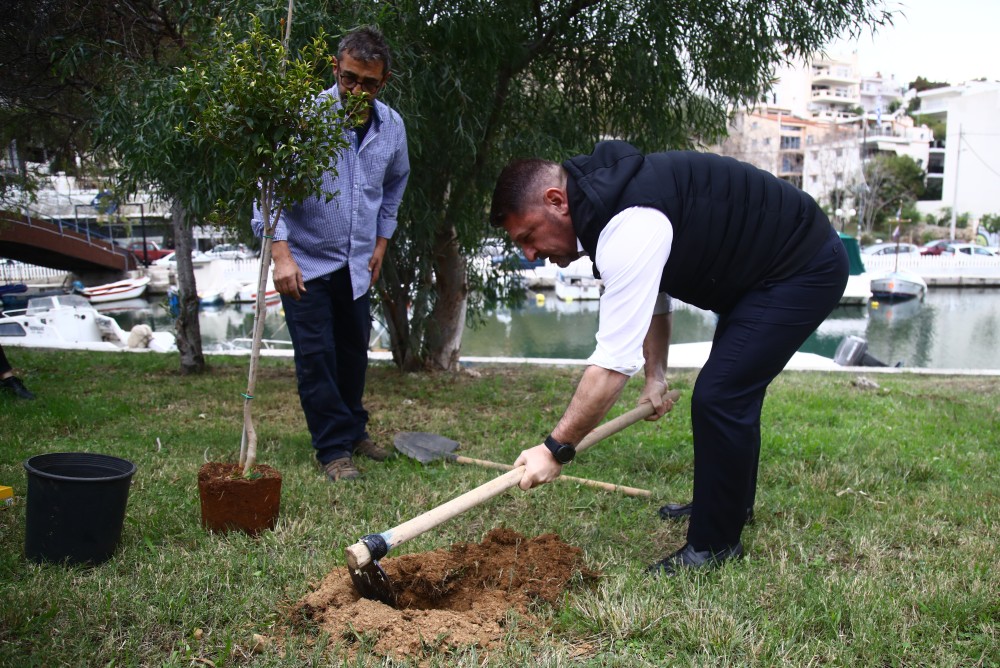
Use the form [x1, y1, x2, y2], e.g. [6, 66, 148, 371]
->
[0, 322, 26, 337]
[780, 136, 801, 150]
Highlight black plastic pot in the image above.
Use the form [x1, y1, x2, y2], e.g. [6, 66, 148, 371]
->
[24, 452, 136, 565]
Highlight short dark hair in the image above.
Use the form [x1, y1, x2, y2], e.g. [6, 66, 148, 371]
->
[489, 158, 560, 228]
[338, 26, 392, 75]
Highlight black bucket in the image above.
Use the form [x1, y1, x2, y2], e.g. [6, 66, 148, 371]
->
[24, 452, 137, 565]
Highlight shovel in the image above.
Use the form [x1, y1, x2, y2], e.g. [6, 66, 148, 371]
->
[394, 431, 652, 498]
[345, 389, 681, 605]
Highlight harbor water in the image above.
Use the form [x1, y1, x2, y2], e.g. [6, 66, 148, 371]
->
[105, 286, 1000, 371]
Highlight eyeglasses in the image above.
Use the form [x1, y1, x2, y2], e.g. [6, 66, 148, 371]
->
[338, 70, 383, 94]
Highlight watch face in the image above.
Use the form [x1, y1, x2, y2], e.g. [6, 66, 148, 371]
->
[545, 435, 575, 463]
[554, 444, 574, 464]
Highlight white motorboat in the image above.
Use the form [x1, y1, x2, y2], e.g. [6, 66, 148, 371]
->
[0, 294, 175, 352]
[232, 279, 279, 304]
[870, 270, 927, 302]
[80, 276, 150, 303]
[553, 256, 602, 301]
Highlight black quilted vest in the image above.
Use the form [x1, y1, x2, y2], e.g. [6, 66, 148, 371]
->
[564, 141, 832, 313]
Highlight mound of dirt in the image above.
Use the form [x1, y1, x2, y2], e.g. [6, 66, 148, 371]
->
[294, 527, 597, 660]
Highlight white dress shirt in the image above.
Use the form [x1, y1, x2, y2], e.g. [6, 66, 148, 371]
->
[586, 206, 673, 376]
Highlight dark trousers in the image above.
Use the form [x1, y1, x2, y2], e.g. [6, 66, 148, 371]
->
[687, 227, 849, 551]
[0, 344, 12, 376]
[281, 268, 371, 465]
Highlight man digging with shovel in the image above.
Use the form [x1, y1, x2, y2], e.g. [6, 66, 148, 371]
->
[489, 141, 847, 575]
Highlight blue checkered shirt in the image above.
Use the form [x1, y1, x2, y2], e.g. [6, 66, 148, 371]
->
[251, 87, 410, 299]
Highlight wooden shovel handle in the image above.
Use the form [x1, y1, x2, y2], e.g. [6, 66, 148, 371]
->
[454, 457, 653, 498]
[575, 389, 680, 455]
[345, 389, 681, 569]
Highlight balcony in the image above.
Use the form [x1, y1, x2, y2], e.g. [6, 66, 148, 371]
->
[811, 66, 859, 86]
[811, 108, 860, 122]
[811, 88, 860, 107]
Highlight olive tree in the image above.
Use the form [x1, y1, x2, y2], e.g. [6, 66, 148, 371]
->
[859, 153, 926, 233]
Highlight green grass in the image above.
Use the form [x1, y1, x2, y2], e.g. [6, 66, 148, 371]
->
[1, 348, 998, 666]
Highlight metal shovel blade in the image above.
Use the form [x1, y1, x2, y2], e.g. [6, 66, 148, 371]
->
[346, 534, 396, 606]
[394, 431, 460, 464]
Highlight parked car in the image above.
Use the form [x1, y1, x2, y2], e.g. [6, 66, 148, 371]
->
[861, 242, 920, 256]
[151, 250, 210, 266]
[919, 239, 958, 256]
[946, 243, 999, 257]
[206, 243, 256, 260]
[124, 240, 173, 263]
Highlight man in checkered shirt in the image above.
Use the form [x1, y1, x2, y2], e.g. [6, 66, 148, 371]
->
[252, 26, 409, 482]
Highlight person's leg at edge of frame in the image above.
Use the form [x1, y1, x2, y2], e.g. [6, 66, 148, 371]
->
[0, 344, 35, 400]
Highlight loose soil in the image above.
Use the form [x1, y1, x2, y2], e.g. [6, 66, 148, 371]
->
[293, 527, 598, 661]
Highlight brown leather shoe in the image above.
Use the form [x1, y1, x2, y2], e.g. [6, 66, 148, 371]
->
[354, 438, 390, 461]
[323, 457, 360, 481]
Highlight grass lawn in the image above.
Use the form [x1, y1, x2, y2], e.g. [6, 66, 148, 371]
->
[1, 348, 998, 666]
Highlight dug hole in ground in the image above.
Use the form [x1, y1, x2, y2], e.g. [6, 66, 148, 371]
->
[290, 527, 597, 660]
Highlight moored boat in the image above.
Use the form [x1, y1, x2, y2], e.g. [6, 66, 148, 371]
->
[80, 276, 150, 303]
[866, 218, 926, 303]
[0, 294, 175, 352]
[553, 256, 602, 301]
[869, 270, 927, 302]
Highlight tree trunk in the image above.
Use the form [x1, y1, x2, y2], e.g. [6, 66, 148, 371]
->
[171, 200, 205, 374]
[378, 248, 422, 371]
[423, 223, 467, 371]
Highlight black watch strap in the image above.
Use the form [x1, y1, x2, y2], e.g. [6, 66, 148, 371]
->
[544, 434, 576, 464]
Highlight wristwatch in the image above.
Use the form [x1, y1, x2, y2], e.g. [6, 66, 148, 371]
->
[544, 434, 576, 464]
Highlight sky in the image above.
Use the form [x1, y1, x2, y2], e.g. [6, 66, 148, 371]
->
[828, 0, 1000, 86]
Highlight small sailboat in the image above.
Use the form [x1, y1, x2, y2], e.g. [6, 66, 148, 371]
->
[869, 270, 927, 302]
[869, 215, 926, 302]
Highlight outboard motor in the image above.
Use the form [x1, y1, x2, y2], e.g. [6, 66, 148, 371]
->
[834, 335, 899, 367]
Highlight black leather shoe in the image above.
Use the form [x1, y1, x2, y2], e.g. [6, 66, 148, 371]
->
[658, 501, 693, 520]
[658, 501, 755, 524]
[1, 376, 35, 400]
[645, 542, 744, 576]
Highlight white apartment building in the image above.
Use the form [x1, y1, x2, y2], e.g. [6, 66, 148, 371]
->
[712, 109, 864, 220]
[859, 72, 907, 117]
[716, 53, 932, 224]
[911, 81, 1000, 220]
[768, 53, 863, 121]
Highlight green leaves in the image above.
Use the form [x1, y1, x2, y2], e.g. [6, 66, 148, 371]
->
[97, 14, 351, 232]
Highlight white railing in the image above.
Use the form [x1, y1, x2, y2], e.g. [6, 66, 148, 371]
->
[862, 254, 1000, 278]
[1, 260, 73, 286]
